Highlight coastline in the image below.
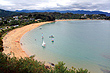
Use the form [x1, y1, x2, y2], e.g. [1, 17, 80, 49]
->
[3, 19, 105, 58]
[55, 18, 105, 21]
[3, 21, 54, 58]
[55, 19, 81, 21]
[2, 19, 109, 73]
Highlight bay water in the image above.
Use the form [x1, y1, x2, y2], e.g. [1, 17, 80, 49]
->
[21, 20, 110, 73]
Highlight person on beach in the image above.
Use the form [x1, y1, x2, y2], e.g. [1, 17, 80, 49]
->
[20, 43, 22, 45]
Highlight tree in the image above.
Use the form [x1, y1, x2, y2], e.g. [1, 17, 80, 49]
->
[0, 33, 3, 52]
[10, 20, 19, 25]
[33, 14, 36, 17]
[0, 21, 3, 26]
[4, 20, 7, 24]
[28, 14, 32, 18]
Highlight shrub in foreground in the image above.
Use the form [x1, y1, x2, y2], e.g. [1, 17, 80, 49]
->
[0, 52, 90, 73]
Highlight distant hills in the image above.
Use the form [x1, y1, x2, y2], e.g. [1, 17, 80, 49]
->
[0, 9, 110, 17]
[16, 10, 110, 16]
[0, 9, 23, 17]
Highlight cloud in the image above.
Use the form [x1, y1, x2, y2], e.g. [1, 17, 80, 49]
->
[0, 0, 110, 13]
[0, 0, 13, 5]
[47, 1, 110, 12]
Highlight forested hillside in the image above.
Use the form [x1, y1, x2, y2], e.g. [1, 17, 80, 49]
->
[0, 9, 110, 20]
[0, 9, 23, 17]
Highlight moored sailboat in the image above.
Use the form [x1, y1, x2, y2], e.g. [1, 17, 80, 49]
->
[42, 41, 46, 47]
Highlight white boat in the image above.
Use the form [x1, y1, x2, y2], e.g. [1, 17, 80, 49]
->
[42, 41, 46, 47]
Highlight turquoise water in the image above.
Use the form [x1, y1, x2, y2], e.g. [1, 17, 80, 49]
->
[21, 20, 110, 73]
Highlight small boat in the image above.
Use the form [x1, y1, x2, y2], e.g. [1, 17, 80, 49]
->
[52, 38, 54, 42]
[39, 27, 42, 29]
[49, 35, 54, 38]
[42, 36, 44, 39]
[42, 41, 46, 47]
[42, 33, 44, 39]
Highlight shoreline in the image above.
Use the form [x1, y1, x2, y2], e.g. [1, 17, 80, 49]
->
[3, 19, 106, 66]
[55, 18, 107, 21]
[3, 19, 82, 58]
[3, 19, 106, 58]
[2, 19, 109, 73]
[3, 21, 54, 58]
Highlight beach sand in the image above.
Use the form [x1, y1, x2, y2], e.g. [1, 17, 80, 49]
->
[2, 19, 103, 68]
[3, 21, 54, 58]
[2, 19, 90, 61]
[2, 19, 105, 73]
[2, 19, 96, 64]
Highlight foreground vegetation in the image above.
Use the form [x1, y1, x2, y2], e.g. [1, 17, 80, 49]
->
[2, 9, 107, 73]
[0, 33, 3, 52]
[0, 52, 90, 73]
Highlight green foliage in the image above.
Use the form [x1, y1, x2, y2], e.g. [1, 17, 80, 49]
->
[0, 45, 3, 52]
[34, 14, 55, 21]
[0, 21, 3, 26]
[0, 53, 49, 73]
[76, 68, 89, 73]
[0, 32, 2, 37]
[0, 39, 3, 45]
[41, 12, 83, 19]
[0, 33, 3, 52]
[0, 9, 23, 17]
[28, 14, 32, 18]
[9, 20, 19, 25]
[0, 53, 90, 73]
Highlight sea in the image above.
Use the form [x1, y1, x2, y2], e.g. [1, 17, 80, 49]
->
[20, 20, 110, 73]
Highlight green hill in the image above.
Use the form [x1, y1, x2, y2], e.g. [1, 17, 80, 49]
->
[0, 9, 23, 17]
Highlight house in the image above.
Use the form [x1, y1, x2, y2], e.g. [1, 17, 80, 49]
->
[30, 18, 35, 20]
[0, 18, 2, 21]
[5, 26, 10, 29]
[35, 19, 41, 21]
[13, 16, 18, 19]
[19, 15, 23, 18]
[8, 20, 12, 23]
[81, 14, 87, 19]
[84, 14, 87, 17]
[13, 16, 19, 20]
[13, 25, 19, 27]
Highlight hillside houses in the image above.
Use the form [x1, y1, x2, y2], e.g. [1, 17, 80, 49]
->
[13, 16, 19, 20]
[1, 15, 36, 23]
[0, 15, 37, 29]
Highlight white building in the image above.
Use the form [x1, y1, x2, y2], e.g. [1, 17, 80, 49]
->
[0, 18, 2, 21]
[13, 16, 18, 19]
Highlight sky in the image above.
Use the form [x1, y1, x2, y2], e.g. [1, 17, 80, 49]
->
[0, 0, 110, 13]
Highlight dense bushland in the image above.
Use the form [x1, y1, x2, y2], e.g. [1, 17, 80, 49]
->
[0, 52, 90, 73]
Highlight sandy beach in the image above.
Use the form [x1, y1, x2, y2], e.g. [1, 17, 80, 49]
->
[3, 19, 103, 58]
[2, 19, 96, 58]
[3, 21, 54, 58]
